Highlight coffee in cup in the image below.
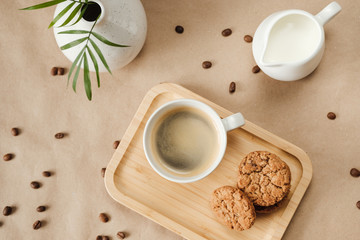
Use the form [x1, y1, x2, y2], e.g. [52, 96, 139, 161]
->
[151, 105, 220, 177]
[143, 99, 245, 183]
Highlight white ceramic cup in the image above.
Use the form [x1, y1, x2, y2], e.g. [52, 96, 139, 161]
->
[143, 99, 245, 183]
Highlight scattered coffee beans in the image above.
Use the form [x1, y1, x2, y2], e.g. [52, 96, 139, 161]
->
[113, 140, 120, 149]
[350, 168, 360, 177]
[102, 236, 110, 240]
[11, 128, 19, 136]
[229, 82, 236, 93]
[252, 65, 260, 73]
[327, 112, 336, 120]
[244, 35, 253, 43]
[54, 132, 65, 139]
[202, 61, 212, 69]
[36, 206, 46, 212]
[222, 28, 232, 37]
[42, 171, 51, 177]
[96, 236, 102, 240]
[101, 168, 106, 178]
[30, 181, 41, 189]
[51, 67, 58, 76]
[57, 67, 65, 75]
[117, 232, 126, 239]
[175, 25, 184, 34]
[33, 220, 42, 230]
[99, 213, 109, 223]
[3, 206, 12, 216]
[3, 153, 13, 161]
[357, 201, 360, 209]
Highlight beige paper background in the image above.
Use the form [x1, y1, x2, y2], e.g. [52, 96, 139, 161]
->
[1, 0, 359, 239]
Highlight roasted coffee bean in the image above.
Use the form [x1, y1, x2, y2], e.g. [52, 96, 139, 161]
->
[350, 168, 360, 177]
[51, 67, 58, 76]
[113, 140, 120, 149]
[357, 201, 360, 209]
[222, 28, 232, 37]
[117, 232, 126, 239]
[57, 68, 65, 75]
[3, 206, 12, 216]
[102, 236, 110, 240]
[99, 213, 109, 223]
[327, 112, 336, 120]
[101, 168, 106, 178]
[229, 82, 236, 93]
[33, 220, 42, 230]
[244, 35, 253, 43]
[252, 65, 260, 73]
[96, 236, 102, 240]
[202, 61, 212, 69]
[3, 153, 13, 161]
[11, 128, 19, 136]
[54, 132, 65, 139]
[36, 206, 46, 212]
[42, 171, 51, 177]
[175, 25, 184, 34]
[30, 181, 41, 189]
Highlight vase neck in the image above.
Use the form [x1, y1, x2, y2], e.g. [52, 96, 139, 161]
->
[82, 0, 104, 24]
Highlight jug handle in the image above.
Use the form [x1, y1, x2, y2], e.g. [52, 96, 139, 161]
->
[315, 1, 342, 26]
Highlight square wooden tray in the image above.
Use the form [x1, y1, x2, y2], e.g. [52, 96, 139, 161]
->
[105, 83, 312, 240]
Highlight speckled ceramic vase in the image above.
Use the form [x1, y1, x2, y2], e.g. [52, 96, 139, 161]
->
[53, 0, 147, 72]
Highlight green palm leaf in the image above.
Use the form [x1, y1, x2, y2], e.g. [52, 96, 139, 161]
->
[83, 53, 92, 100]
[48, 2, 75, 29]
[89, 38, 112, 74]
[86, 46, 100, 88]
[20, 0, 120, 101]
[91, 32, 130, 47]
[20, 0, 66, 10]
[71, 3, 88, 26]
[91, 32, 129, 47]
[73, 56, 84, 92]
[60, 37, 87, 50]
[68, 46, 86, 86]
[58, 30, 90, 34]
[59, 3, 82, 27]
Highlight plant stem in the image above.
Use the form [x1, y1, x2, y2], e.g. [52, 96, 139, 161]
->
[85, 18, 98, 46]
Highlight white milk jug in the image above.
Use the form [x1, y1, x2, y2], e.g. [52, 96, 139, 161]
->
[252, 2, 341, 81]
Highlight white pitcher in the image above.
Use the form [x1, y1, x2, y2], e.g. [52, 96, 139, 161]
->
[252, 2, 341, 81]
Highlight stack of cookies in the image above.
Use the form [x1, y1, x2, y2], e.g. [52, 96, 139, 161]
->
[210, 151, 291, 231]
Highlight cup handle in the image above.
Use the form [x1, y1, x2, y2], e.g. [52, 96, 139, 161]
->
[221, 113, 245, 132]
[315, 1, 341, 26]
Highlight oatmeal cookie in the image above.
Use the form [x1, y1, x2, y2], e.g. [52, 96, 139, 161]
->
[210, 186, 256, 231]
[237, 151, 291, 206]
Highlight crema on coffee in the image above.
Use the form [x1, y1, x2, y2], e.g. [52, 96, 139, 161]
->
[150, 106, 220, 177]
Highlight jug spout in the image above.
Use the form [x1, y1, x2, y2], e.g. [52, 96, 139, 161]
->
[258, 13, 294, 68]
[260, 39, 286, 67]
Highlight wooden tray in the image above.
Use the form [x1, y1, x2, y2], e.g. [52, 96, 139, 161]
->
[105, 83, 313, 240]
